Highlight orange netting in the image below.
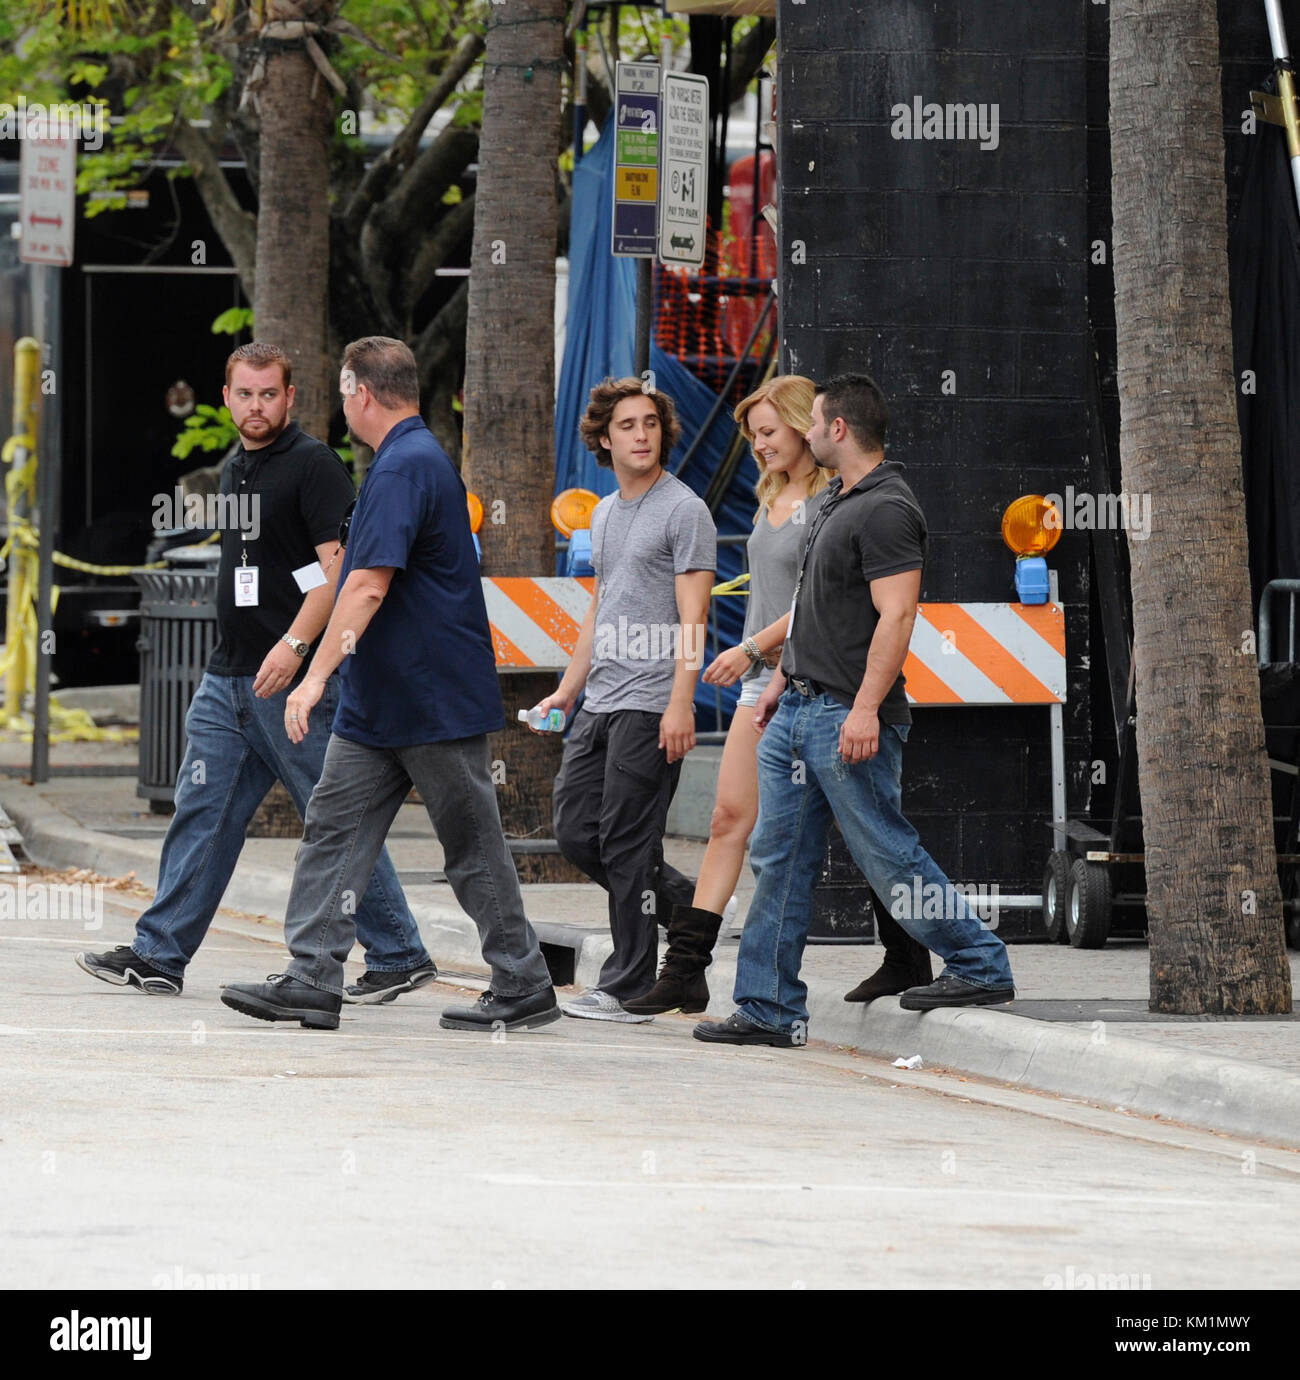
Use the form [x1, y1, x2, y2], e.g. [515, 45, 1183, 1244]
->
[654, 152, 777, 404]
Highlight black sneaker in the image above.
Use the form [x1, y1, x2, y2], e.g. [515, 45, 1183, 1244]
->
[898, 974, 1016, 1011]
[75, 946, 182, 995]
[342, 962, 438, 1005]
[439, 987, 561, 1032]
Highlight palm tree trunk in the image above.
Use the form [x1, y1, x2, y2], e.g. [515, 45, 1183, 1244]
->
[461, 0, 572, 882]
[253, 36, 333, 440]
[1110, 0, 1292, 1012]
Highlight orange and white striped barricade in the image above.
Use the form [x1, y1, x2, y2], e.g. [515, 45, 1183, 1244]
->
[904, 596, 1068, 921]
[482, 577, 595, 671]
[483, 578, 1068, 920]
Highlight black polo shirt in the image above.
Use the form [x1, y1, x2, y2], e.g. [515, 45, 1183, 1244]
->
[207, 421, 357, 678]
[782, 460, 927, 724]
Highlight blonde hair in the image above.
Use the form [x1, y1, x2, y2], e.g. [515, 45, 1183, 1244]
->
[735, 374, 832, 520]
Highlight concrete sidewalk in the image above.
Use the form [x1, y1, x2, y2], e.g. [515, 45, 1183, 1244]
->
[3, 730, 1299, 1149]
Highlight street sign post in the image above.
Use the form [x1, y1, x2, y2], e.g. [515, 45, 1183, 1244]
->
[658, 72, 710, 269]
[17, 134, 73, 778]
[19, 134, 76, 267]
[611, 61, 661, 258]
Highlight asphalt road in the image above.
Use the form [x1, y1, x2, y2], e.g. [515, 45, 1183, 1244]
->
[5, 894, 1300, 1291]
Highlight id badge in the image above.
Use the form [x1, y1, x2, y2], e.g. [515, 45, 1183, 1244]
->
[234, 565, 259, 607]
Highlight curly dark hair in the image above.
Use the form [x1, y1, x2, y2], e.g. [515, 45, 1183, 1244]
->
[224, 341, 292, 388]
[579, 376, 681, 469]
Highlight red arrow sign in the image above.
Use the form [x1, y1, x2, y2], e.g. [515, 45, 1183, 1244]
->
[29, 213, 63, 228]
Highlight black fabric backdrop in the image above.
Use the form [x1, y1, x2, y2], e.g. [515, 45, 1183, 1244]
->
[1230, 89, 1300, 616]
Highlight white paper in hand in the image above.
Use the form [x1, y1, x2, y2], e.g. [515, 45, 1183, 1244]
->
[292, 561, 328, 593]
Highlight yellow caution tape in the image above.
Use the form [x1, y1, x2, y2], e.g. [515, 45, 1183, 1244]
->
[1, 517, 219, 576]
[710, 572, 751, 597]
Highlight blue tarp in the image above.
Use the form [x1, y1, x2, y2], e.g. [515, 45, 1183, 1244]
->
[554, 119, 760, 724]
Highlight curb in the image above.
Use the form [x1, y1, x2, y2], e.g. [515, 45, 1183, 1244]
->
[7, 782, 1300, 1148]
[0, 783, 495, 980]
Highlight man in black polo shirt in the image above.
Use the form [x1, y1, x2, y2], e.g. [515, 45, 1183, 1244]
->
[695, 374, 1014, 1047]
[76, 342, 433, 1000]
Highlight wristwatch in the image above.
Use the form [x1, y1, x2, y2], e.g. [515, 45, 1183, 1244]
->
[281, 633, 310, 659]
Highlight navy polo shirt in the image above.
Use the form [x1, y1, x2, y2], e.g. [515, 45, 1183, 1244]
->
[332, 416, 504, 746]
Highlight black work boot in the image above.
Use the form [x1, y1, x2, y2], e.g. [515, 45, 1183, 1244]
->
[220, 974, 341, 1029]
[624, 905, 723, 1015]
[843, 890, 934, 1003]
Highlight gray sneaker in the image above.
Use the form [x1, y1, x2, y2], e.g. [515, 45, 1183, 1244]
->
[559, 988, 654, 1023]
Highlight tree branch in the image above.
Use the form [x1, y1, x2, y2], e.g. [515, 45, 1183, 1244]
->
[403, 193, 475, 327]
[729, 19, 775, 106]
[342, 29, 485, 238]
[412, 276, 469, 382]
[412, 278, 470, 461]
[363, 124, 478, 322]
[173, 119, 256, 298]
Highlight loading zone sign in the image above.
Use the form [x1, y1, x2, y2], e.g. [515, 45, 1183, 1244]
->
[19, 134, 76, 267]
[658, 73, 709, 268]
[612, 62, 660, 257]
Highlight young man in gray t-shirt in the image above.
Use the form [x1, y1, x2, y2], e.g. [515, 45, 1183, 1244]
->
[537, 378, 717, 1021]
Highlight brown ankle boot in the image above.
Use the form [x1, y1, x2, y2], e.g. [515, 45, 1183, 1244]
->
[625, 905, 723, 1015]
[844, 889, 934, 1002]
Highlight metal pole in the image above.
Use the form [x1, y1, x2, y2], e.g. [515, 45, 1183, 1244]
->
[1049, 568, 1067, 852]
[33, 265, 60, 783]
[1264, 0, 1300, 221]
[573, 19, 588, 166]
[634, 256, 653, 376]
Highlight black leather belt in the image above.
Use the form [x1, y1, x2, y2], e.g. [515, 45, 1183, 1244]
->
[788, 675, 824, 697]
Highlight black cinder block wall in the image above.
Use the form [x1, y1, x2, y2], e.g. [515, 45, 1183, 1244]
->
[778, 0, 1090, 903]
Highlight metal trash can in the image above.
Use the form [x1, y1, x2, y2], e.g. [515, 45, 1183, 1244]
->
[133, 558, 219, 810]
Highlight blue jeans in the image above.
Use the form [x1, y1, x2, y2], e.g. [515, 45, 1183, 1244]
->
[132, 672, 429, 979]
[733, 690, 1014, 1033]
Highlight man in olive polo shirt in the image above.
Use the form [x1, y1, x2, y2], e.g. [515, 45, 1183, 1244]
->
[695, 374, 1014, 1048]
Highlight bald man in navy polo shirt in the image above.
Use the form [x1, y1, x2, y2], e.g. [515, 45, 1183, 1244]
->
[221, 336, 558, 1032]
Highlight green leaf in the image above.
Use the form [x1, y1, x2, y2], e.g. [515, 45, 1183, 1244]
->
[210, 307, 254, 336]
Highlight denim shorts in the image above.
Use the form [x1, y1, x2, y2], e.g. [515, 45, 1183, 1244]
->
[737, 667, 774, 708]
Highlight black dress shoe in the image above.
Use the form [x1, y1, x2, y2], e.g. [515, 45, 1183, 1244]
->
[898, 974, 1015, 1011]
[439, 986, 561, 1031]
[220, 974, 341, 1029]
[692, 1012, 802, 1048]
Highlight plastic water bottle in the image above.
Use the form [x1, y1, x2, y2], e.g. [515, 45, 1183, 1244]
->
[518, 706, 566, 732]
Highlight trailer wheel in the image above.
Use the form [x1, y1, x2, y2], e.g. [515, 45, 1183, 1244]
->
[1066, 857, 1112, 949]
[1042, 851, 1072, 944]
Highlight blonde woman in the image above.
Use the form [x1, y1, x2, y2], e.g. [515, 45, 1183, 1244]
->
[627, 376, 834, 1014]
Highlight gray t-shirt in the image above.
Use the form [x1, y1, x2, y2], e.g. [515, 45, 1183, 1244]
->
[585, 471, 717, 713]
[741, 488, 830, 682]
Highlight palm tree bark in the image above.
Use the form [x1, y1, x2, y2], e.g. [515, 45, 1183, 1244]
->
[253, 22, 334, 439]
[1110, 0, 1292, 1012]
[461, 0, 570, 881]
